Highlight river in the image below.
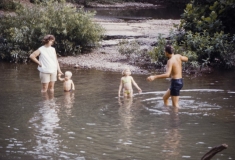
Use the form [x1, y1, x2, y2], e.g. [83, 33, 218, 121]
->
[0, 62, 234, 160]
[92, 7, 183, 20]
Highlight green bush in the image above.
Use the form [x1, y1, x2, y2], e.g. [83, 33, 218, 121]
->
[180, 0, 235, 35]
[117, 39, 151, 67]
[148, 34, 167, 64]
[0, 0, 104, 62]
[117, 39, 141, 59]
[149, 0, 235, 70]
[148, 32, 198, 71]
[178, 0, 235, 68]
[0, 0, 21, 10]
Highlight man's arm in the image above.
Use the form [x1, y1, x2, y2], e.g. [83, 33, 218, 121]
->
[181, 55, 188, 62]
[29, 50, 41, 66]
[147, 60, 173, 81]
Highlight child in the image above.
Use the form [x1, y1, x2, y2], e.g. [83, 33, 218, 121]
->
[118, 68, 142, 98]
[58, 71, 75, 92]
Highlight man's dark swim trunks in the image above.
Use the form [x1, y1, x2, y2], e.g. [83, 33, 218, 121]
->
[170, 78, 183, 96]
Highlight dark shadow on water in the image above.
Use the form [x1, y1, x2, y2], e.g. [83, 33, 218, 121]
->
[88, 7, 184, 20]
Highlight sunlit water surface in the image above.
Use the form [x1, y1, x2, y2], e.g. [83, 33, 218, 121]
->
[0, 63, 235, 160]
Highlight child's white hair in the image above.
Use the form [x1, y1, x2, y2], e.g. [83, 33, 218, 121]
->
[65, 71, 72, 77]
[122, 67, 131, 75]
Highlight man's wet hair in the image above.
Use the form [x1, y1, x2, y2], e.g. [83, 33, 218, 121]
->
[165, 45, 174, 54]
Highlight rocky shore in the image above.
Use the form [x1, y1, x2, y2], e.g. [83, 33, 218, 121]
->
[59, 16, 180, 74]
[2, 0, 180, 74]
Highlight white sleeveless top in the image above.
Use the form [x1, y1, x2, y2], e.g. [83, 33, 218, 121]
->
[37, 46, 57, 73]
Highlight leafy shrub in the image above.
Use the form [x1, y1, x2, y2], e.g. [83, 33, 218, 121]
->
[179, 0, 235, 68]
[148, 32, 198, 71]
[0, 0, 104, 62]
[148, 34, 167, 65]
[117, 39, 152, 68]
[149, 0, 235, 70]
[0, 0, 21, 11]
[117, 39, 143, 65]
[180, 0, 235, 35]
[117, 39, 140, 59]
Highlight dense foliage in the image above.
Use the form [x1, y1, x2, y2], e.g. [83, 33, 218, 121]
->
[0, 0, 104, 62]
[150, 0, 235, 69]
[0, 0, 21, 10]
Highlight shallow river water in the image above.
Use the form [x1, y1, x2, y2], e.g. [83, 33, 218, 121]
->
[0, 63, 235, 160]
[89, 6, 183, 20]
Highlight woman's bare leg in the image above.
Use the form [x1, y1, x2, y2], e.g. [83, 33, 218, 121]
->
[41, 83, 49, 92]
[48, 81, 55, 92]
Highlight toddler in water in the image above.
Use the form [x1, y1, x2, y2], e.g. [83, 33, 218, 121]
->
[118, 68, 142, 98]
[58, 71, 75, 92]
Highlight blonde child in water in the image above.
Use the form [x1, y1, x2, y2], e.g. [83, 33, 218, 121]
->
[58, 71, 75, 92]
[118, 68, 142, 98]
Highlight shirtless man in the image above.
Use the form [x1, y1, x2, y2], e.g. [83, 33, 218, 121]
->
[147, 45, 188, 108]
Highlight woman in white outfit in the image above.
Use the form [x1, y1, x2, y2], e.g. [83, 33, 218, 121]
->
[30, 35, 63, 92]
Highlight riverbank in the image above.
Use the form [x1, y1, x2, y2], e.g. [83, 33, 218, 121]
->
[58, 17, 180, 74]
[1, 0, 180, 74]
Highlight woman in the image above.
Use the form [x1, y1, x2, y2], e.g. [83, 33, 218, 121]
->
[30, 35, 63, 92]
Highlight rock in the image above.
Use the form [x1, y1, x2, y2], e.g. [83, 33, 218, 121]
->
[74, 64, 79, 68]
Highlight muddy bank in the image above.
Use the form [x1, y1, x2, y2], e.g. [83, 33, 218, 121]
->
[58, 47, 148, 74]
[59, 18, 180, 74]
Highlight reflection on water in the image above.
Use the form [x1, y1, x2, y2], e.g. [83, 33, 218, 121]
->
[63, 92, 75, 116]
[28, 92, 60, 159]
[117, 97, 142, 146]
[161, 107, 182, 160]
[28, 91, 84, 159]
[0, 63, 235, 160]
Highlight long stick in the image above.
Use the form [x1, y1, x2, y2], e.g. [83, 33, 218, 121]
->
[201, 144, 228, 160]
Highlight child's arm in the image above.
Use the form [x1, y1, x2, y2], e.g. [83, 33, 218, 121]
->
[131, 77, 142, 93]
[118, 78, 123, 97]
[58, 74, 64, 81]
[71, 80, 75, 90]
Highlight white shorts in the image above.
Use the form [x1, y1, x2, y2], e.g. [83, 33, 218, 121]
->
[40, 72, 57, 83]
